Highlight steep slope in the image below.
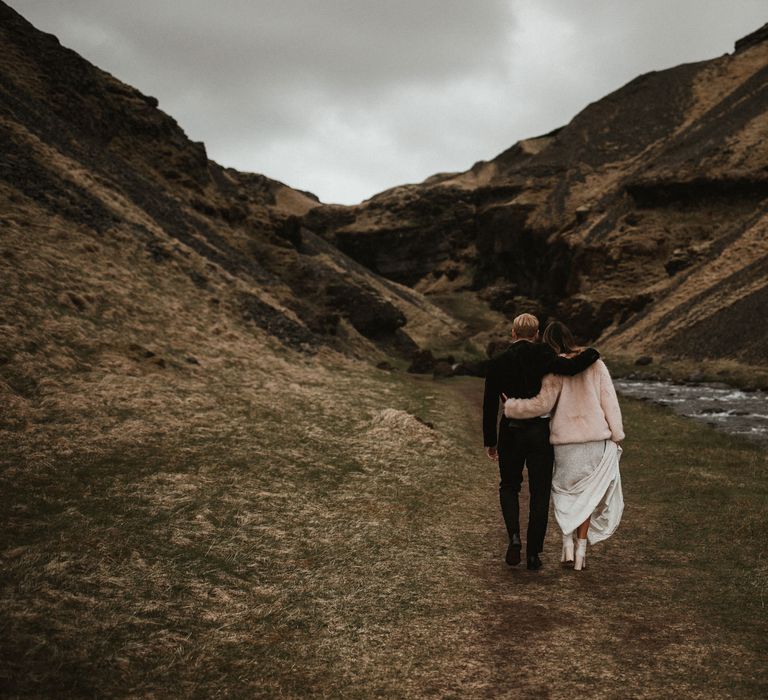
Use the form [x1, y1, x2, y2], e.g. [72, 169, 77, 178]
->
[0, 7, 479, 695]
[0, 0, 460, 402]
[306, 24, 768, 365]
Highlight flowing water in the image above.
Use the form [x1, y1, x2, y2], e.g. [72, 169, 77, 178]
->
[614, 379, 768, 446]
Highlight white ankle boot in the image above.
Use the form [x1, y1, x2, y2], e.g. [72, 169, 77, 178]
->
[561, 532, 574, 566]
[574, 538, 587, 571]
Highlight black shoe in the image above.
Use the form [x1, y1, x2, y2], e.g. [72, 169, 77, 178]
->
[505, 542, 522, 566]
[526, 554, 542, 571]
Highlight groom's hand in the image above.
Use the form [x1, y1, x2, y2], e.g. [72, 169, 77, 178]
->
[486, 446, 498, 461]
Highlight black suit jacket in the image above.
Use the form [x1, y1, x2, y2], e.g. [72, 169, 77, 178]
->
[482, 342, 600, 447]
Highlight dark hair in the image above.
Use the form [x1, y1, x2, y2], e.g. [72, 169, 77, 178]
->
[543, 321, 579, 355]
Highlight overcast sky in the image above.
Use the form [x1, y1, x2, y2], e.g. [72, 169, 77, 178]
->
[10, 1, 768, 204]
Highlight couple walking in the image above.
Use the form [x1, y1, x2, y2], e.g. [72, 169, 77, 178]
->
[483, 313, 624, 571]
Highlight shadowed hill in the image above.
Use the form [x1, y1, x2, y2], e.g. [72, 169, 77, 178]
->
[0, 0, 461, 412]
[306, 23, 768, 366]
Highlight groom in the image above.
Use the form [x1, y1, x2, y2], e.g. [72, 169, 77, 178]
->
[483, 313, 599, 570]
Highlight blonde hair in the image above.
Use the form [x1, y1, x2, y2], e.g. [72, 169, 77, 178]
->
[512, 313, 539, 339]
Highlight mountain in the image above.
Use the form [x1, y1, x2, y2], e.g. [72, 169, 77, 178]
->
[305, 24, 768, 366]
[2, 0, 767, 422]
[0, 0, 461, 406]
[0, 6, 479, 694]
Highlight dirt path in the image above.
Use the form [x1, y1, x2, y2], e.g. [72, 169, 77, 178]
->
[444, 377, 767, 699]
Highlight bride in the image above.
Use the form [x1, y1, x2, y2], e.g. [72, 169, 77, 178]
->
[503, 321, 624, 570]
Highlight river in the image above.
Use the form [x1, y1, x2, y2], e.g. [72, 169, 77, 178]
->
[614, 379, 768, 446]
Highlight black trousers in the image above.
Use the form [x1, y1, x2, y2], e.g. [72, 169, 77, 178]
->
[497, 418, 554, 555]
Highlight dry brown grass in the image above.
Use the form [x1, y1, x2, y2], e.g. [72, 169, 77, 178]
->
[1, 205, 766, 698]
[0, 346, 488, 697]
[2, 356, 767, 697]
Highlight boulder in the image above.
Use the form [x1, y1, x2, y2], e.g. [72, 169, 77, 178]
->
[326, 283, 406, 339]
[432, 361, 454, 378]
[575, 205, 590, 223]
[407, 349, 435, 374]
[501, 295, 545, 320]
[665, 248, 695, 276]
[479, 282, 520, 311]
[452, 360, 488, 377]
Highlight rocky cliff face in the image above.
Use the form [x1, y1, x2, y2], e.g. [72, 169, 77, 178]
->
[0, 0, 462, 415]
[306, 24, 768, 365]
[2, 1, 766, 388]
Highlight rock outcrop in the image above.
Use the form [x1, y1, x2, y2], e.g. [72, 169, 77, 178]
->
[304, 24, 768, 365]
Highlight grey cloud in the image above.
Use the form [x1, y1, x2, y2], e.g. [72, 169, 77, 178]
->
[28, 0, 515, 93]
[9, 0, 768, 203]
